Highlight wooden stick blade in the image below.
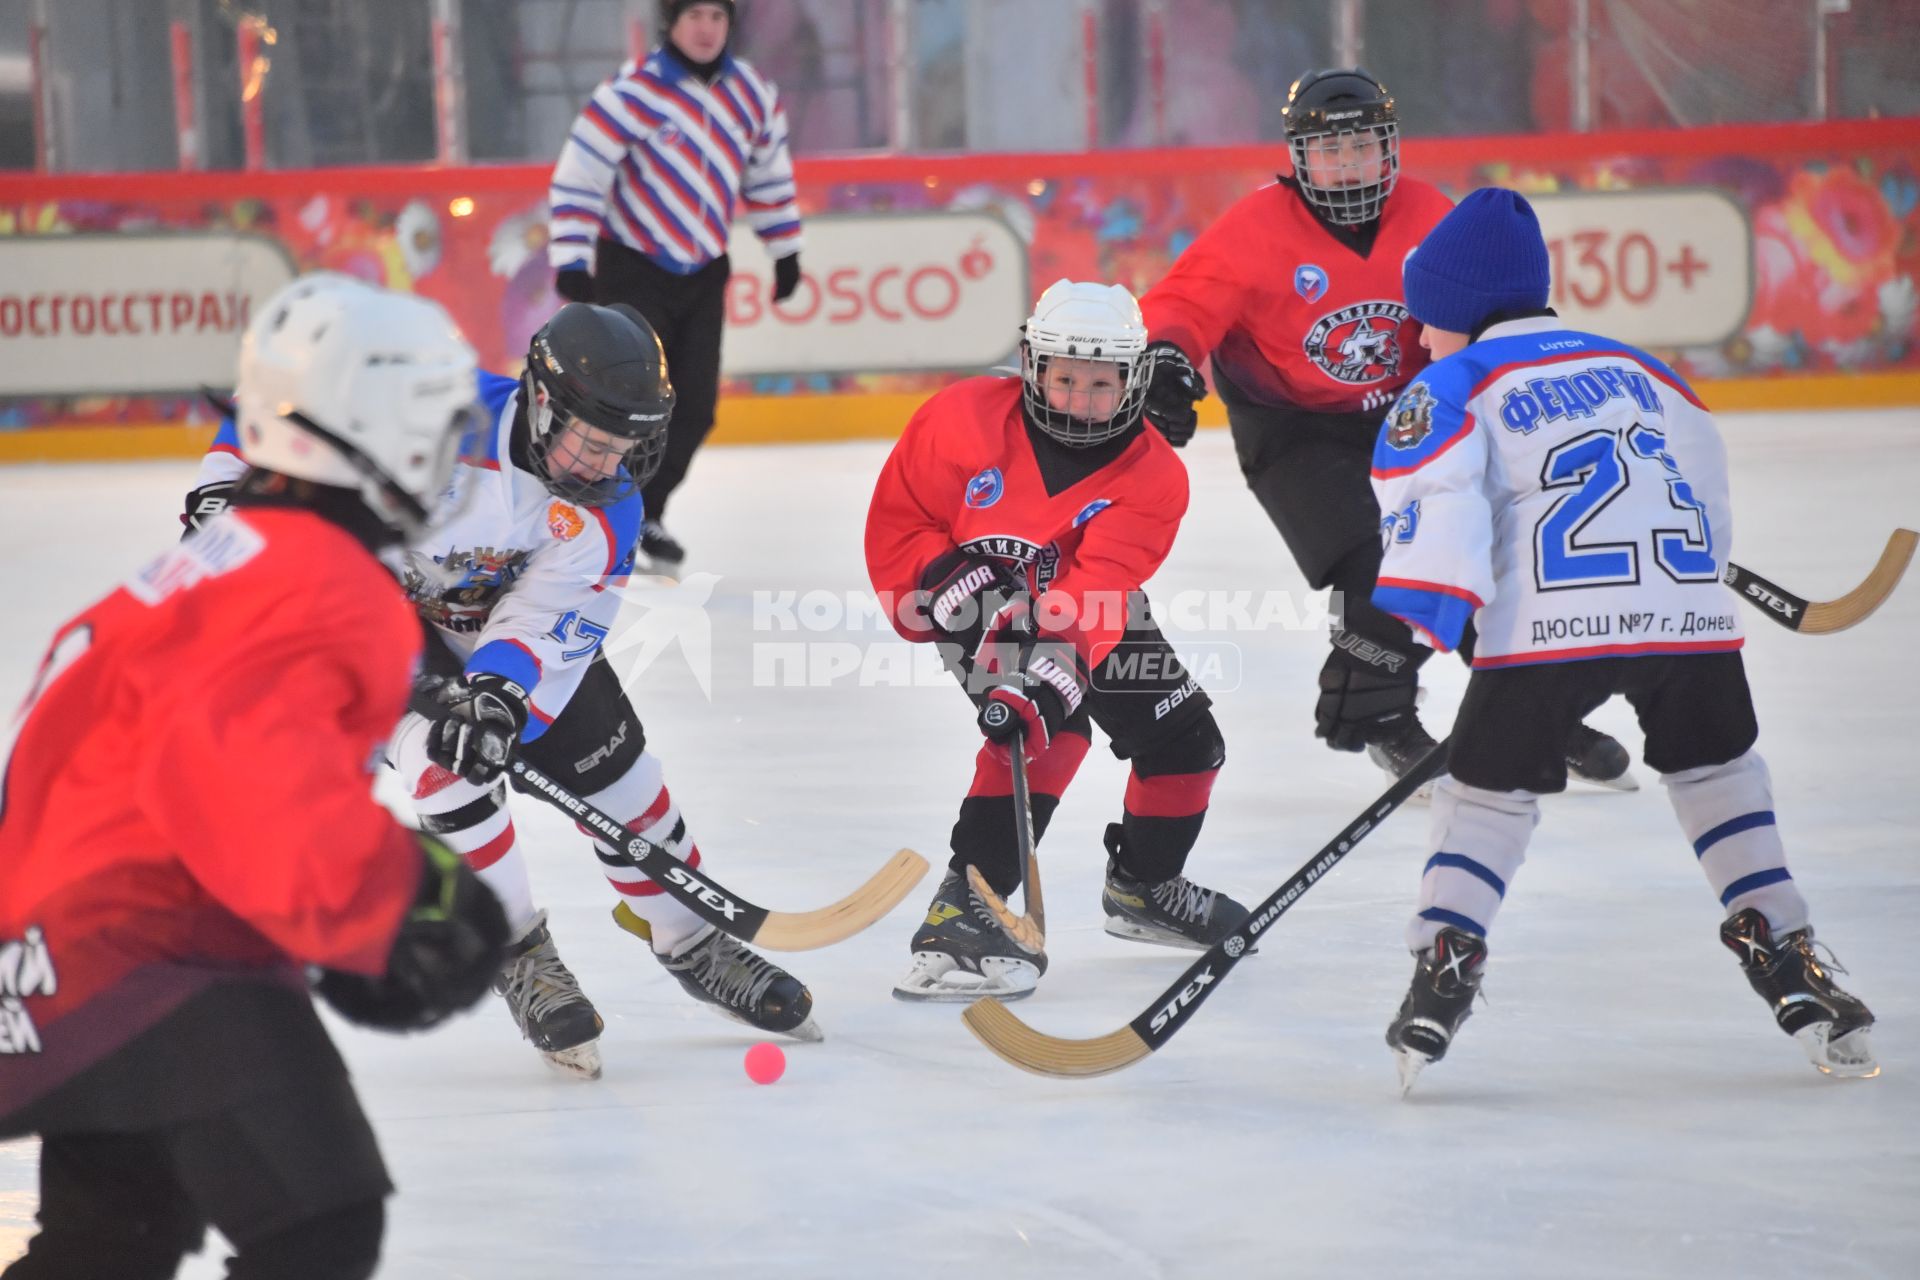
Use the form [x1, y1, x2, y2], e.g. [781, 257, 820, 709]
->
[750, 849, 930, 952]
[1802, 528, 1918, 634]
[961, 997, 1153, 1078]
[965, 863, 1045, 954]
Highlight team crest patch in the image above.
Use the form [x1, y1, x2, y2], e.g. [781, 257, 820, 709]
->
[1294, 264, 1329, 303]
[1385, 383, 1436, 451]
[1303, 300, 1410, 385]
[547, 502, 586, 541]
[965, 467, 1004, 508]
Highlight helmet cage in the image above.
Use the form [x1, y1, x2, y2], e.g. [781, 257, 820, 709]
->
[1286, 88, 1400, 225]
[1020, 342, 1155, 448]
[525, 375, 667, 508]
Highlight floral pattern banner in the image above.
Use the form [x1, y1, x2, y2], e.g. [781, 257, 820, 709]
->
[1, 120, 1914, 437]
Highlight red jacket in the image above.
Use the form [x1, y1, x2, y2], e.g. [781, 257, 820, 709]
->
[0, 509, 422, 1106]
[1142, 177, 1454, 414]
[865, 377, 1187, 666]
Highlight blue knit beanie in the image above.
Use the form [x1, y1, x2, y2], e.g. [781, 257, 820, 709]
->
[1402, 188, 1551, 335]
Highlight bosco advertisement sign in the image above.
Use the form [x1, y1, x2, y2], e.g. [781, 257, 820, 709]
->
[721, 212, 1027, 375]
[0, 233, 296, 397]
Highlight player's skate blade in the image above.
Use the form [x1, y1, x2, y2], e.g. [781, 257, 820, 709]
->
[540, 1041, 604, 1081]
[1394, 1046, 1434, 1096]
[893, 951, 1040, 1002]
[1796, 1024, 1879, 1078]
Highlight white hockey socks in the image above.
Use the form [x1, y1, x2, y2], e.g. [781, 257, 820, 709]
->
[1406, 778, 1539, 953]
[1662, 750, 1809, 934]
[391, 713, 537, 932]
[579, 749, 709, 955]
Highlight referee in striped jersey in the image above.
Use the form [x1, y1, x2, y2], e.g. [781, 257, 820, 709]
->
[548, 0, 803, 574]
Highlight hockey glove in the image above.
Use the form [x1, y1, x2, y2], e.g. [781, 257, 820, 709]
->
[555, 267, 596, 304]
[180, 480, 235, 536]
[1313, 643, 1418, 752]
[772, 253, 803, 303]
[314, 834, 509, 1032]
[1143, 341, 1206, 447]
[978, 642, 1087, 763]
[425, 674, 530, 786]
[915, 549, 1023, 653]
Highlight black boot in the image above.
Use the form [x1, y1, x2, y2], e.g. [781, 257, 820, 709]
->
[1720, 907, 1876, 1077]
[639, 519, 685, 577]
[893, 868, 1047, 1002]
[1566, 723, 1635, 789]
[1099, 824, 1249, 951]
[1366, 712, 1446, 790]
[615, 902, 821, 1041]
[1386, 926, 1487, 1094]
[494, 910, 604, 1079]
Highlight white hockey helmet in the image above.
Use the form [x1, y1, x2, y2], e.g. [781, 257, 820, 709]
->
[1020, 279, 1155, 447]
[233, 273, 482, 537]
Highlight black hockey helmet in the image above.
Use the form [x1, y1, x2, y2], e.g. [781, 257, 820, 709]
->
[523, 302, 674, 508]
[1283, 67, 1400, 226]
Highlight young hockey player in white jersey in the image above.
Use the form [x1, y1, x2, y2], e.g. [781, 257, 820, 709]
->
[184, 291, 817, 1078]
[1361, 189, 1876, 1091]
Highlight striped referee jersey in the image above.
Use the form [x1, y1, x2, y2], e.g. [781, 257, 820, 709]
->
[547, 47, 802, 276]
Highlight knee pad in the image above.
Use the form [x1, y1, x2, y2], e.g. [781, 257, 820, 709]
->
[1129, 710, 1225, 780]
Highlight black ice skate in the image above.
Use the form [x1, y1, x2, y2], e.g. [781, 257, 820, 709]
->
[494, 910, 605, 1080]
[1720, 907, 1877, 1078]
[1566, 722, 1637, 791]
[1100, 825, 1250, 951]
[638, 519, 685, 579]
[613, 902, 822, 1041]
[1367, 714, 1446, 800]
[1386, 926, 1487, 1095]
[893, 868, 1047, 1003]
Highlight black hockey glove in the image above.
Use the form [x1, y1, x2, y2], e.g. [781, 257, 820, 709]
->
[180, 480, 235, 536]
[425, 674, 530, 786]
[978, 641, 1087, 763]
[772, 253, 803, 303]
[314, 834, 508, 1033]
[1314, 642, 1418, 752]
[555, 267, 596, 303]
[915, 549, 1023, 654]
[1143, 341, 1206, 447]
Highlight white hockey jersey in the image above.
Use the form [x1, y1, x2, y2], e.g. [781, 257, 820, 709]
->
[190, 371, 641, 737]
[1369, 316, 1743, 668]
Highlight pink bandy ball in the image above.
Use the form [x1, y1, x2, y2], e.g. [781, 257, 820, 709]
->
[744, 1041, 786, 1085]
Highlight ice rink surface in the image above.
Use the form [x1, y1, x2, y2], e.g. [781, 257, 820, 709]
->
[2, 410, 1916, 1278]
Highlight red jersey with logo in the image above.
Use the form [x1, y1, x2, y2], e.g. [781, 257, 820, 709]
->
[0, 509, 422, 1106]
[1142, 177, 1454, 414]
[866, 376, 1187, 665]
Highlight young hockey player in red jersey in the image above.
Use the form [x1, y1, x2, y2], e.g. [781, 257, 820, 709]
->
[1369, 189, 1876, 1091]
[0, 276, 509, 1279]
[1137, 67, 1632, 790]
[867, 280, 1248, 1001]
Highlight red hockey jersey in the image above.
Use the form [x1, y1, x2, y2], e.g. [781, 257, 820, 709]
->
[866, 376, 1187, 665]
[0, 509, 422, 1104]
[1142, 177, 1454, 414]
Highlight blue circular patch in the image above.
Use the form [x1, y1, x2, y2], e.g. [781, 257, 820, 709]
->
[965, 467, 1004, 509]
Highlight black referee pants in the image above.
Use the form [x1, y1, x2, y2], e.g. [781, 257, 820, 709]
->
[592, 237, 730, 524]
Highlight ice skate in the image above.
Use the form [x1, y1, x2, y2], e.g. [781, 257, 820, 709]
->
[494, 910, 605, 1080]
[1566, 722, 1637, 791]
[1100, 826, 1249, 951]
[614, 901, 822, 1041]
[638, 519, 685, 580]
[1367, 713, 1446, 800]
[1386, 927, 1487, 1095]
[1720, 907, 1877, 1078]
[893, 868, 1047, 1002]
